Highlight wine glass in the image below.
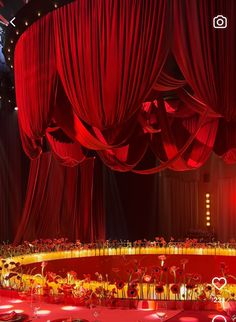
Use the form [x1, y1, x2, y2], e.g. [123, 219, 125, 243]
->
[156, 301, 167, 321]
[92, 309, 101, 321]
[156, 311, 167, 321]
[32, 306, 41, 319]
[90, 304, 101, 322]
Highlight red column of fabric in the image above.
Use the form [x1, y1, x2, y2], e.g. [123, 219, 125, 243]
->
[172, 0, 236, 162]
[14, 14, 57, 159]
[173, 0, 236, 119]
[14, 155, 103, 244]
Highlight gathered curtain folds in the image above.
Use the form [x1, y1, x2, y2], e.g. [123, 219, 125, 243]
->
[14, 0, 236, 173]
[173, 0, 236, 121]
[14, 155, 105, 244]
[14, 14, 58, 159]
[53, 0, 171, 138]
[45, 130, 86, 167]
[214, 119, 236, 164]
[150, 101, 219, 171]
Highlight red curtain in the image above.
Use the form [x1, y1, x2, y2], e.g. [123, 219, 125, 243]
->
[14, 0, 236, 173]
[215, 175, 236, 240]
[14, 155, 105, 244]
[214, 119, 236, 164]
[173, 0, 236, 120]
[52, 0, 172, 149]
[10, 0, 236, 244]
[14, 14, 58, 159]
[150, 100, 219, 171]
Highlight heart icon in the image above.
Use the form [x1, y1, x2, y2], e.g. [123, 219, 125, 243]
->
[212, 277, 227, 290]
[212, 315, 227, 321]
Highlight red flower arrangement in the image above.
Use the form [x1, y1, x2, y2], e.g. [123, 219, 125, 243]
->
[0, 238, 236, 304]
[143, 274, 152, 283]
[127, 287, 138, 298]
[115, 280, 125, 290]
[155, 284, 164, 294]
[186, 283, 195, 290]
[170, 283, 180, 294]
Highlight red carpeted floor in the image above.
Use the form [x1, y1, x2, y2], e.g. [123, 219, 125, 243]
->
[0, 296, 233, 322]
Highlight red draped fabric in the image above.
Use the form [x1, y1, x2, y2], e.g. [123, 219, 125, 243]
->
[10, 0, 236, 244]
[214, 119, 236, 164]
[14, 155, 105, 244]
[46, 129, 86, 167]
[173, 0, 236, 120]
[149, 100, 219, 171]
[53, 0, 172, 149]
[13, 0, 236, 174]
[14, 14, 57, 159]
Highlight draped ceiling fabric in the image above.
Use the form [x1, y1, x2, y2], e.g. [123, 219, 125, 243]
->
[15, 0, 236, 174]
[10, 0, 236, 244]
[14, 0, 236, 172]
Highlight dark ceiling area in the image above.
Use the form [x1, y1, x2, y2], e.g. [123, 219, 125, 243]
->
[0, 0, 76, 112]
[0, 1, 28, 112]
[0, 0, 28, 21]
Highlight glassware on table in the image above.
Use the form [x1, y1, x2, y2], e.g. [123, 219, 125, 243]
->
[156, 301, 167, 321]
[32, 306, 41, 319]
[90, 304, 101, 322]
[156, 311, 167, 321]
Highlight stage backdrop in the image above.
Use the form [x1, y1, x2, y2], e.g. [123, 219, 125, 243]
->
[1, 0, 236, 243]
[0, 112, 236, 243]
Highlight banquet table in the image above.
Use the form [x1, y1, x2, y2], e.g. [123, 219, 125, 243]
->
[0, 296, 182, 322]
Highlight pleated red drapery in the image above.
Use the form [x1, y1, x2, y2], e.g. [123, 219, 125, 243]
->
[53, 0, 172, 149]
[14, 15, 57, 159]
[172, 0, 236, 162]
[149, 100, 219, 171]
[14, 155, 104, 244]
[14, 0, 236, 172]
[12, 0, 236, 243]
[173, 0, 236, 120]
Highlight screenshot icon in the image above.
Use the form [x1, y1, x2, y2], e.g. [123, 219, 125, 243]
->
[213, 15, 227, 28]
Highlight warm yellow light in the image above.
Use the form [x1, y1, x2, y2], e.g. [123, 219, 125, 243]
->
[9, 299, 23, 303]
[206, 204, 210, 208]
[206, 193, 210, 198]
[61, 306, 79, 311]
[206, 199, 210, 204]
[206, 211, 210, 215]
[37, 310, 51, 315]
[0, 305, 13, 309]
[206, 216, 211, 220]
[206, 222, 211, 227]
[7, 309, 24, 313]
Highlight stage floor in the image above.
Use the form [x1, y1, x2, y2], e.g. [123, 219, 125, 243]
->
[0, 296, 232, 322]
